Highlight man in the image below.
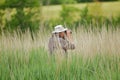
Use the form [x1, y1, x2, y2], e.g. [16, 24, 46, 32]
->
[48, 25, 75, 56]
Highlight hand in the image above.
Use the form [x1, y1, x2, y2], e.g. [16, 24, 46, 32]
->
[66, 30, 72, 38]
[66, 30, 73, 42]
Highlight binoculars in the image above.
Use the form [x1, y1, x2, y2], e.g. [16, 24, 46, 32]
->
[64, 30, 72, 34]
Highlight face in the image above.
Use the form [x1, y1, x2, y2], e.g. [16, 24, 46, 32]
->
[59, 32, 65, 38]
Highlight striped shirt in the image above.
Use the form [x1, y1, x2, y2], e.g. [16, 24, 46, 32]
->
[48, 35, 75, 54]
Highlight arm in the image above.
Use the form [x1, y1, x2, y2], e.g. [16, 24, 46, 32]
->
[65, 30, 75, 49]
[59, 38, 75, 51]
[65, 40, 75, 50]
[48, 38, 54, 54]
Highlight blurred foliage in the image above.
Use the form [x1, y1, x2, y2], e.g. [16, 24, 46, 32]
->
[0, 0, 41, 35]
[80, 6, 92, 25]
[0, 8, 16, 30]
[41, 3, 120, 30]
[60, 5, 80, 28]
[79, 5, 120, 30]
[0, 0, 41, 8]
[99, 0, 118, 1]
[89, 2, 102, 17]
[76, 0, 119, 3]
[0, 0, 120, 33]
[48, 4, 120, 30]
[42, 18, 62, 31]
[0, 0, 5, 5]
[42, 0, 76, 5]
[4, 8, 41, 33]
[41, 0, 119, 5]
[0, 0, 119, 6]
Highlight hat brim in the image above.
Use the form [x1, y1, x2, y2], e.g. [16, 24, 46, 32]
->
[52, 28, 68, 34]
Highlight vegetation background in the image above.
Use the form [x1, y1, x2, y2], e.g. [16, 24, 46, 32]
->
[0, 0, 120, 32]
[0, 0, 120, 80]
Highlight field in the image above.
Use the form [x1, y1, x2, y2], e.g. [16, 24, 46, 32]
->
[42, 1, 120, 20]
[0, 25, 120, 80]
[0, 1, 120, 80]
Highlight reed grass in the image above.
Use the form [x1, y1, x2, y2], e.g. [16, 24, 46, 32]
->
[0, 25, 120, 80]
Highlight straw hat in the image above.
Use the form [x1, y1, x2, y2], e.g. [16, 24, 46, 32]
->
[52, 25, 68, 33]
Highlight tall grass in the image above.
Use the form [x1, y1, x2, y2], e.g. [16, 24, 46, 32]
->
[0, 25, 120, 80]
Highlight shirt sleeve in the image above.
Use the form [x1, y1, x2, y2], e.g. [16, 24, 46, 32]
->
[59, 38, 75, 50]
[48, 38, 54, 54]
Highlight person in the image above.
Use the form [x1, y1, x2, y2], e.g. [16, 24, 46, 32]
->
[48, 25, 75, 56]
